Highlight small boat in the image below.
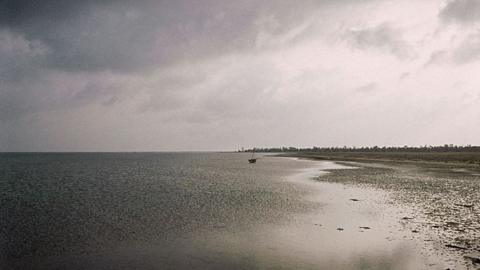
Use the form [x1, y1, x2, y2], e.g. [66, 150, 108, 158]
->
[248, 148, 257, 163]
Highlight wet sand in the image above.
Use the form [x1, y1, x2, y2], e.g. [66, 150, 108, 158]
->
[306, 159, 480, 269]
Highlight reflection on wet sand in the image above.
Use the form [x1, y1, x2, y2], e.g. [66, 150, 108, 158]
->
[312, 160, 480, 269]
[174, 161, 448, 270]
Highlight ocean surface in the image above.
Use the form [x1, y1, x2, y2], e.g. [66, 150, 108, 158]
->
[0, 153, 317, 270]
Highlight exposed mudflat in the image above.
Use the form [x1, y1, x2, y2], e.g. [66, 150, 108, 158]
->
[313, 160, 480, 269]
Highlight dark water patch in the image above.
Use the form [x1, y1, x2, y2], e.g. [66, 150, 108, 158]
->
[0, 153, 316, 269]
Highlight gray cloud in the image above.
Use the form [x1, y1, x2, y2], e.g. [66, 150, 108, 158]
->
[425, 31, 480, 66]
[138, 57, 285, 125]
[1, 0, 370, 122]
[0, 67, 127, 121]
[2, 0, 480, 151]
[343, 23, 416, 60]
[427, 0, 480, 67]
[355, 82, 378, 93]
[425, 50, 449, 66]
[439, 0, 480, 24]
[0, 0, 324, 73]
[137, 72, 207, 114]
[452, 31, 480, 63]
[399, 72, 410, 81]
[0, 0, 326, 122]
[0, 29, 49, 81]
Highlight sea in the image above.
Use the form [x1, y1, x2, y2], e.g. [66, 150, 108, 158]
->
[0, 152, 317, 270]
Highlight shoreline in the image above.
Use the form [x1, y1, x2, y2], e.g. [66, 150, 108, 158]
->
[280, 158, 452, 269]
[283, 156, 480, 269]
[274, 152, 480, 168]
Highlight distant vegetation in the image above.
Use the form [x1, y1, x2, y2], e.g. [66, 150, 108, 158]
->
[242, 145, 480, 153]
[240, 145, 480, 165]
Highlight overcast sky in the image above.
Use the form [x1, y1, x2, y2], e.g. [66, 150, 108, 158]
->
[1, 0, 480, 151]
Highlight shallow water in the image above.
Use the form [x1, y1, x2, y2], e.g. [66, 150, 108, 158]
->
[0, 153, 461, 269]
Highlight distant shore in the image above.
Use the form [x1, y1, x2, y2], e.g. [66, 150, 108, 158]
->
[275, 151, 480, 166]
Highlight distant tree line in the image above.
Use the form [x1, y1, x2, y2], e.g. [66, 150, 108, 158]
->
[240, 145, 480, 153]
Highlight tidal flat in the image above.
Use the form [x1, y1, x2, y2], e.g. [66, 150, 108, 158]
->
[301, 157, 480, 269]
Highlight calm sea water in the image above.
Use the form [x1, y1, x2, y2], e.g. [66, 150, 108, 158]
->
[0, 153, 315, 269]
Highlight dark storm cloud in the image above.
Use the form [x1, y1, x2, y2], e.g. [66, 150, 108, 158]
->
[439, 0, 480, 24]
[0, 0, 367, 122]
[0, 0, 325, 122]
[0, 0, 324, 72]
[343, 23, 416, 60]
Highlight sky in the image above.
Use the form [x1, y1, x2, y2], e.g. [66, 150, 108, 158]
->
[1, 0, 480, 151]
